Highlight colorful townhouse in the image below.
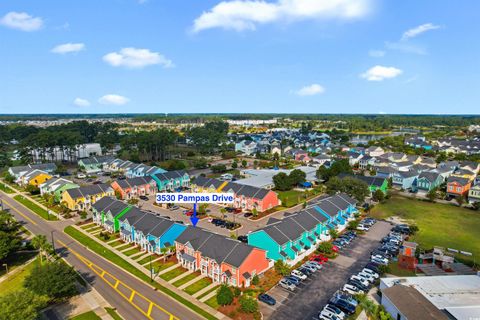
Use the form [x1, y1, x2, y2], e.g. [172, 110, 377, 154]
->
[447, 176, 472, 198]
[118, 207, 187, 253]
[468, 184, 480, 204]
[152, 170, 190, 192]
[111, 177, 156, 200]
[192, 176, 281, 212]
[8, 163, 57, 180]
[415, 171, 444, 192]
[62, 183, 114, 211]
[175, 227, 270, 287]
[17, 169, 53, 187]
[104, 159, 135, 173]
[392, 171, 419, 191]
[39, 177, 79, 202]
[340, 174, 389, 194]
[92, 197, 131, 232]
[78, 156, 115, 174]
[248, 193, 357, 265]
[125, 164, 166, 178]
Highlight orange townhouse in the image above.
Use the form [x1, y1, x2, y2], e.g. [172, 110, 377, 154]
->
[175, 227, 270, 287]
[447, 176, 472, 198]
[111, 176, 156, 200]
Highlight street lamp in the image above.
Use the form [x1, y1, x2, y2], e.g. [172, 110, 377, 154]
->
[2, 263, 8, 274]
[51, 230, 55, 252]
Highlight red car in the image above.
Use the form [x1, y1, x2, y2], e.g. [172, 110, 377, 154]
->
[185, 210, 194, 216]
[234, 208, 242, 214]
[310, 254, 329, 263]
[332, 245, 339, 253]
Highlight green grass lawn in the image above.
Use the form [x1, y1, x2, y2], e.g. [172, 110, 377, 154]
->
[370, 196, 480, 266]
[69, 311, 101, 320]
[104, 308, 123, 320]
[63, 226, 216, 320]
[0, 182, 14, 194]
[159, 267, 187, 281]
[108, 240, 126, 248]
[13, 195, 58, 221]
[123, 247, 142, 257]
[205, 295, 219, 309]
[184, 277, 213, 295]
[172, 272, 200, 287]
[138, 255, 158, 265]
[0, 251, 37, 278]
[116, 243, 134, 251]
[151, 260, 176, 273]
[80, 223, 97, 230]
[0, 257, 39, 297]
[277, 190, 304, 207]
[85, 226, 103, 233]
[196, 285, 220, 300]
[387, 262, 417, 277]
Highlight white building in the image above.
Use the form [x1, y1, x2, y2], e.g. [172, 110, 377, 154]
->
[29, 143, 102, 162]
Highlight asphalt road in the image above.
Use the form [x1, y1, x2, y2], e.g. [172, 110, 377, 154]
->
[265, 221, 392, 320]
[0, 192, 205, 320]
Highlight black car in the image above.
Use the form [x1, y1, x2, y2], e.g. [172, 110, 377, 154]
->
[174, 220, 184, 224]
[258, 293, 276, 306]
[347, 279, 369, 292]
[298, 267, 312, 276]
[237, 235, 248, 243]
[329, 298, 355, 315]
[225, 207, 235, 213]
[365, 262, 380, 273]
[243, 212, 253, 218]
[139, 195, 149, 201]
[392, 225, 411, 235]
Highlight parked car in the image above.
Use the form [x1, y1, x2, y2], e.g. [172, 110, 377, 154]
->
[279, 278, 296, 291]
[349, 275, 370, 288]
[365, 262, 380, 273]
[298, 267, 312, 276]
[311, 254, 329, 263]
[174, 220, 184, 224]
[347, 279, 369, 292]
[343, 284, 364, 295]
[258, 293, 276, 306]
[318, 310, 341, 320]
[329, 298, 356, 315]
[356, 224, 369, 231]
[323, 304, 346, 320]
[169, 205, 180, 210]
[77, 173, 86, 179]
[332, 245, 339, 253]
[243, 212, 253, 218]
[361, 268, 379, 279]
[306, 261, 323, 270]
[237, 235, 248, 243]
[301, 263, 318, 273]
[291, 269, 307, 280]
[357, 272, 375, 283]
[286, 276, 301, 286]
[371, 256, 389, 265]
[139, 195, 149, 201]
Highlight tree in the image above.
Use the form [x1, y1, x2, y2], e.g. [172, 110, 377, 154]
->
[24, 261, 78, 300]
[426, 188, 437, 202]
[0, 231, 21, 261]
[0, 290, 48, 320]
[372, 189, 385, 202]
[216, 285, 234, 306]
[456, 196, 466, 207]
[289, 169, 306, 186]
[211, 164, 227, 173]
[252, 274, 260, 285]
[31, 235, 52, 263]
[347, 220, 359, 230]
[241, 159, 247, 168]
[274, 259, 290, 276]
[231, 160, 238, 169]
[160, 246, 169, 262]
[316, 159, 352, 181]
[239, 295, 258, 313]
[317, 242, 333, 254]
[328, 228, 339, 239]
[326, 176, 369, 202]
[273, 172, 292, 191]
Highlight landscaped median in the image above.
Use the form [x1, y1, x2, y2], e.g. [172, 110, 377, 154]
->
[0, 182, 15, 194]
[63, 226, 217, 320]
[13, 195, 58, 221]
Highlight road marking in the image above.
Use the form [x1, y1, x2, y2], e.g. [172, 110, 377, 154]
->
[57, 239, 180, 320]
[2, 198, 38, 226]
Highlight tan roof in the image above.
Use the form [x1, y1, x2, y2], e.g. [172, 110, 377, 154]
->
[382, 285, 448, 320]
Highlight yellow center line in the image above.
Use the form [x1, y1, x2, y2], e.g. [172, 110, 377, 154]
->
[2, 198, 38, 226]
[129, 291, 136, 302]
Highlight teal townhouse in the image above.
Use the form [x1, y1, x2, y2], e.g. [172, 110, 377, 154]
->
[118, 207, 187, 254]
[91, 197, 131, 232]
[414, 171, 444, 192]
[78, 156, 115, 174]
[248, 193, 357, 265]
[152, 170, 190, 192]
[126, 163, 166, 178]
[392, 170, 419, 191]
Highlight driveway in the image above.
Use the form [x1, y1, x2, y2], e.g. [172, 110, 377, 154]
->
[262, 221, 393, 320]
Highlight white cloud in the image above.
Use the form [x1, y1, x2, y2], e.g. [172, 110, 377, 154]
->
[73, 98, 91, 107]
[361, 65, 402, 81]
[0, 12, 43, 31]
[385, 41, 426, 55]
[402, 23, 440, 40]
[368, 50, 385, 57]
[51, 43, 85, 54]
[103, 48, 174, 69]
[98, 94, 130, 105]
[295, 84, 325, 96]
[193, 0, 371, 32]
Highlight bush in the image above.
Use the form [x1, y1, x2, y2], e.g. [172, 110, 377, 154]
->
[239, 295, 258, 313]
[216, 285, 234, 306]
[274, 260, 290, 276]
[233, 287, 241, 297]
[317, 242, 333, 254]
[347, 220, 359, 230]
[211, 164, 227, 173]
[79, 211, 87, 219]
[251, 274, 259, 285]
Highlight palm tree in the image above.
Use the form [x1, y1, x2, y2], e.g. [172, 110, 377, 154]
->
[160, 247, 169, 262]
[31, 235, 52, 263]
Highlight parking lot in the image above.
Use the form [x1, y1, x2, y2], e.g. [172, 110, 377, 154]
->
[262, 220, 392, 320]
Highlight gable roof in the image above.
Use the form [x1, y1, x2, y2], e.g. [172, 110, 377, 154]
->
[154, 170, 188, 181]
[92, 197, 130, 216]
[65, 183, 113, 199]
[115, 176, 154, 189]
[447, 176, 471, 186]
[418, 171, 442, 184]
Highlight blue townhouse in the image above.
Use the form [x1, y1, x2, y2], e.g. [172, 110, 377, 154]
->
[126, 164, 166, 179]
[118, 207, 186, 254]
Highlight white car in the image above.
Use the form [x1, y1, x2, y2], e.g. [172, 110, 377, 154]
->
[362, 268, 379, 279]
[302, 264, 317, 273]
[318, 310, 340, 320]
[279, 279, 296, 291]
[349, 275, 370, 287]
[357, 272, 375, 283]
[306, 261, 323, 270]
[343, 283, 364, 295]
[77, 173, 86, 179]
[324, 305, 346, 320]
[356, 224, 369, 231]
[291, 269, 307, 280]
[371, 256, 389, 265]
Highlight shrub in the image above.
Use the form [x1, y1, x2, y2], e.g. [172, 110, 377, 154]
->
[347, 220, 359, 230]
[274, 260, 290, 276]
[79, 211, 87, 219]
[24, 261, 78, 300]
[233, 287, 241, 297]
[239, 295, 258, 313]
[251, 274, 259, 286]
[216, 285, 234, 306]
[317, 242, 333, 254]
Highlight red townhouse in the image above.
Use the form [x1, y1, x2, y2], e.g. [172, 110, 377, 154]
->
[447, 176, 472, 198]
[175, 227, 270, 287]
[111, 176, 156, 200]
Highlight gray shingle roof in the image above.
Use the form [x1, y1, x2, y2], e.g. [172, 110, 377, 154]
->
[65, 183, 113, 199]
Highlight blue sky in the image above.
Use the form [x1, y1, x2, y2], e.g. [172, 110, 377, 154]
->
[0, 0, 479, 114]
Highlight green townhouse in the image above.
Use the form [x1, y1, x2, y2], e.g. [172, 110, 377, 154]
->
[248, 193, 357, 265]
[92, 197, 132, 233]
[39, 177, 79, 202]
[152, 170, 190, 192]
[414, 171, 444, 192]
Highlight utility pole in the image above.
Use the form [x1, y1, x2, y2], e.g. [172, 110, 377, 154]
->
[2, 263, 8, 274]
[51, 230, 55, 252]
[149, 255, 153, 282]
